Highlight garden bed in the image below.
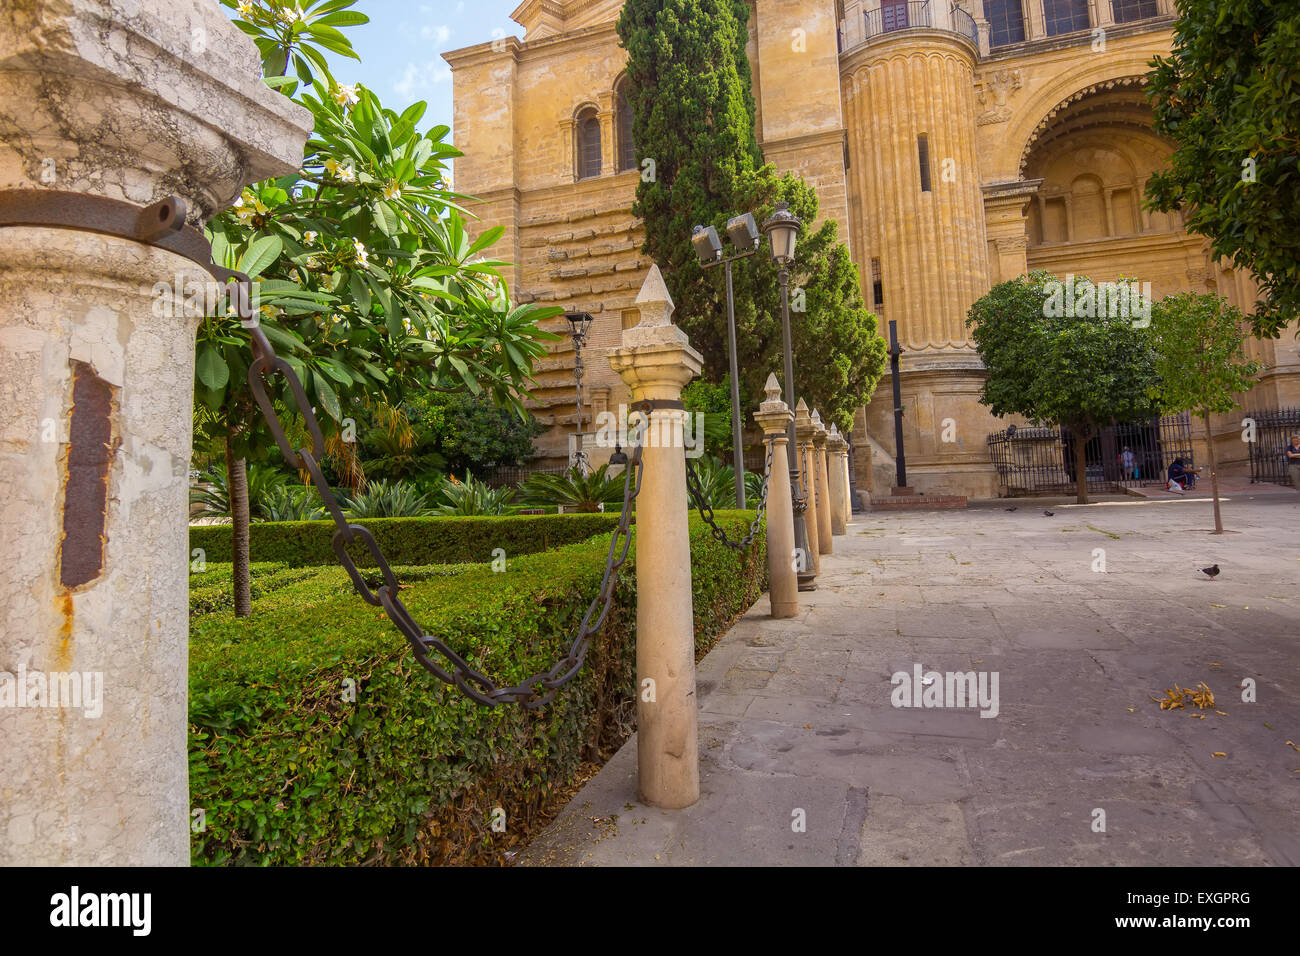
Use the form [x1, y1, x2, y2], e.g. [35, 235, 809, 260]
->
[188, 512, 766, 865]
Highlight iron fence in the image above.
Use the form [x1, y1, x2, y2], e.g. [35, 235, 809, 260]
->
[987, 413, 1194, 496]
[484, 462, 567, 489]
[1247, 406, 1300, 486]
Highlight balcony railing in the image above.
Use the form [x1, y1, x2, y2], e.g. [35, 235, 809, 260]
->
[864, 1, 932, 39]
[951, 6, 978, 43]
[862, 2, 978, 46]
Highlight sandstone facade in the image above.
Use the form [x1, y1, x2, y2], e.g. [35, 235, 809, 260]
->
[447, 0, 1300, 493]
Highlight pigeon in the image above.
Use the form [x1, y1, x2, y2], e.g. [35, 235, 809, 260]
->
[1200, 564, 1220, 580]
[1043, 510, 1055, 517]
[1004, 506, 1018, 512]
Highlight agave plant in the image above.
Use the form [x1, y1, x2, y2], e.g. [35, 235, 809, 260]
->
[434, 471, 516, 516]
[190, 461, 291, 520]
[518, 465, 626, 513]
[687, 454, 765, 510]
[341, 479, 434, 518]
[259, 485, 328, 522]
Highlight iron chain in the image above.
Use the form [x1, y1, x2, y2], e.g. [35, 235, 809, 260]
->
[684, 439, 773, 553]
[241, 284, 646, 710]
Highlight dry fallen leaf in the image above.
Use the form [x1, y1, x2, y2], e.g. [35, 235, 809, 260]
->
[1286, 741, 1300, 752]
[1210, 603, 1227, 608]
[1127, 707, 1136, 713]
[1208, 662, 1222, 667]
[1189, 682, 1215, 710]
[1191, 713, 1206, 719]
[1212, 752, 1227, 758]
[1215, 710, 1228, 716]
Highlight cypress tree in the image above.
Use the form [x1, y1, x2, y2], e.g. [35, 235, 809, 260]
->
[617, 0, 885, 431]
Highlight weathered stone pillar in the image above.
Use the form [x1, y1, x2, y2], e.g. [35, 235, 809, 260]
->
[812, 410, 833, 554]
[840, 434, 854, 524]
[827, 425, 848, 536]
[607, 265, 702, 809]
[794, 399, 821, 576]
[0, 1, 310, 865]
[753, 374, 797, 618]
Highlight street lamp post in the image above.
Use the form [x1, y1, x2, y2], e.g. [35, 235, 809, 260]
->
[760, 201, 813, 590]
[692, 213, 761, 509]
[564, 311, 594, 473]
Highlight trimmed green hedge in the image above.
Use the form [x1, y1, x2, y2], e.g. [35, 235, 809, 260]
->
[189, 512, 623, 567]
[188, 512, 766, 865]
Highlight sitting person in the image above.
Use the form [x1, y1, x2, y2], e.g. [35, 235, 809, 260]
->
[1167, 458, 1199, 492]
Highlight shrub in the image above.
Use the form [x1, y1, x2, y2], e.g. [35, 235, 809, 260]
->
[189, 460, 291, 520]
[434, 471, 516, 516]
[518, 465, 627, 512]
[341, 479, 435, 518]
[189, 513, 624, 568]
[188, 513, 765, 865]
[260, 486, 327, 522]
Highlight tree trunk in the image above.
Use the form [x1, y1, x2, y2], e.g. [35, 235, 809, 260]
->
[225, 436, 252, 617]
[1202, 412, 1223, 534]
[1073, 432, 1090, 504]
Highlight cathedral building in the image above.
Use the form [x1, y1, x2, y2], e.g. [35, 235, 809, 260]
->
[445, 0, 1299, 497]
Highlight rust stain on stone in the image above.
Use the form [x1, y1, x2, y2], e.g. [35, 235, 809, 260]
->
[59, 360, 116, 589]
[55, 592, 74, 672]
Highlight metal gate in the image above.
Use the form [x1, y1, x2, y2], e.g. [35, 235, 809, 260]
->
[987, 413, 1194, 496]
[1247, 407, 1300, 486]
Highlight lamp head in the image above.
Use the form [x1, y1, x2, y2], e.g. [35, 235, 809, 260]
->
[761, 201, 802, 265]
[564, 311, 594, 342]
[726, 212, 760, 252]
[691, 224, 723, 265]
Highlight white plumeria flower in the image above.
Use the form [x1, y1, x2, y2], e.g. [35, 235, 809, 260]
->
[353, 239, 367, 265]
[333, 85, 360, 108]
[236, 1, 254, 18]
[338, 164, 355, 183]
[303, 230, 317, 245]
[402, 316, 414, 333]
[382, 181, 402, 200]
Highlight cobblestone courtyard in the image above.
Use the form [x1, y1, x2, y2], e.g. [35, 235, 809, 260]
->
[524, 491, 1300, 866]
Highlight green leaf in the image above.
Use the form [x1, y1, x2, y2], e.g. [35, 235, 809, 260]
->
[313, 373, 342, 422]
[196, 345, 230, 391]
[238, 236, 283, 279]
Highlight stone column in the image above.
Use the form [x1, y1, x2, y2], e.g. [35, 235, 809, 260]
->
[841, 440, 855, 524]
[794, 399, 820, 576]
[607, 265, 702, 809]
[827, 425, 848, 536]
[0, 0, 310, 865]
[812, 410, 833, 555]
[753, 374, 797, 619]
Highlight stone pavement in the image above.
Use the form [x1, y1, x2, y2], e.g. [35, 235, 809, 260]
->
[522, 488, 1300, 866]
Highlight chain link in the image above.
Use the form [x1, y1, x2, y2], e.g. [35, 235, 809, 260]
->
[684, 439, 773, 553]
[240, 282, 646, 710]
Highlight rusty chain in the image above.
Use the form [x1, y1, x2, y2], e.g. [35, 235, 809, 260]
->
[684, 439, 773, 553]
[240, 282, 649, 710]
[0, 189, 652, 709]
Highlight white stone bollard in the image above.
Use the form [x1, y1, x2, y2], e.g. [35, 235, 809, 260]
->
[794, 399, 821, 577]
[827, 425, 848, 535]
[812, 410, 833, 555]
[0, 1, 310, 865]
[754, 374, 797, 618]
[607, 265, 702, 809]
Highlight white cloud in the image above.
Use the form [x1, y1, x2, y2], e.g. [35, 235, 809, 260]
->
[420, 23, 452, 45]
[393, 60, 452, 100]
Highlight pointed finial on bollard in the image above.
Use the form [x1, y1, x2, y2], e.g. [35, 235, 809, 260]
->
[764, 372, 782, 403]
[796, 396, 810, 414]
[811, 408, 824, 428]
[829, 423, 840, 438]
[633, 263, 675, 326]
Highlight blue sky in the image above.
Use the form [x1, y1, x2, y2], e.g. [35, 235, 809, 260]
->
[317, 0, 525, 133]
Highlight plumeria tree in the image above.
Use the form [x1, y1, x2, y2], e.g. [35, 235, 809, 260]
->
[204, 0, 560, 614]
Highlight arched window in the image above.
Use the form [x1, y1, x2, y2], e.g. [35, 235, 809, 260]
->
[615, 79, 636, 173]
[575, 106, 602, 180]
